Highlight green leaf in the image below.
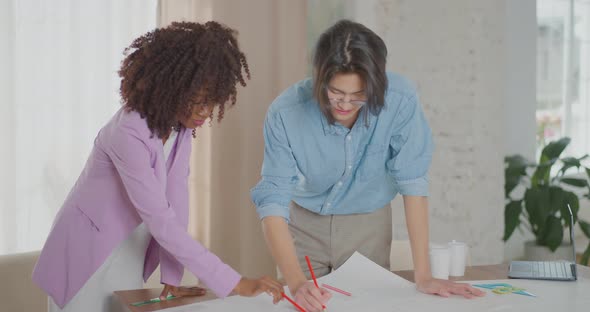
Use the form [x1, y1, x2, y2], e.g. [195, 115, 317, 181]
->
[561, 178, 588, 188]
[548, 186, 565, 217]
[503, 201, 522, 241]
[505, 177, 519, 198]
[533, 137, 570, 186]
[531, 162, 554, 187]
[505, 155, 530, 168]
[541, 137, 571, 160]
[561, 157, 581, 167]
[580, 220, 590, 239]
[560, 192, 579, 227]
[504, 155, 529, 196]
[539, 216, 563, 251]
[558, 156, 584, 176]
[524, 187, 551, 234]
[586, 167, 590, 179]
[581, 243, 590, 266]
[505, 155, 530, 167]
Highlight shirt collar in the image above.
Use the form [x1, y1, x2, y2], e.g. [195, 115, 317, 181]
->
[320, 108, 372, 136]
[320, 112, 339, 136]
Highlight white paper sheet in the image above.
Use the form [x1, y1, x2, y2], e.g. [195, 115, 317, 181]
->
[160, 251, 590, 312]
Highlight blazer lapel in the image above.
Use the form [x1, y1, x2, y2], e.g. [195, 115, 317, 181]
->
[165, 127, 188, 177]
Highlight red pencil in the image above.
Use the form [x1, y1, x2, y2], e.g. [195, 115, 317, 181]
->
[305, 255, 326, 310]
[322, 283, 352, 296]
[305, 256, 320, 288]
[282, 292, 306, 312]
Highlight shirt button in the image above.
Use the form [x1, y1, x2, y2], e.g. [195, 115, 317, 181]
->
[327, 202, 331, 206]
[348, 165, 352, 170]
[347, 136, 352, 140]
[337, 181, 343, 186]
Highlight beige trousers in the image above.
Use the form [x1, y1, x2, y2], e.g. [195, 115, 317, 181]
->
[288, 201, 392, 278]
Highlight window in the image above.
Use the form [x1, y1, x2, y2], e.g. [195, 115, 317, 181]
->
[0, 0, 157, 255]
[537, 0, 590, 159]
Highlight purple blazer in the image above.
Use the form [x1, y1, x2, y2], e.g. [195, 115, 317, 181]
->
[32, 108, 241, 308]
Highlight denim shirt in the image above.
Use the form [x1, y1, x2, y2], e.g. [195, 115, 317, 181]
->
[251, 72, 433, 222]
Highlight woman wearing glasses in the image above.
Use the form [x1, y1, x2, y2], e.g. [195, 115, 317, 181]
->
[251, 20, 485, 312]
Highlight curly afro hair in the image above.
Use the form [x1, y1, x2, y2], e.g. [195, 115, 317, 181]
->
[118, 21, 250, 138]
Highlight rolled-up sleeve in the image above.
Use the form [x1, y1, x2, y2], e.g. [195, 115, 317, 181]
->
[251, 109, 298, 222]
[386, 94, 433, 196]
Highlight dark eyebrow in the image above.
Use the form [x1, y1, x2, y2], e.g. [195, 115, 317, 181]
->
[327, 85, 365, 94]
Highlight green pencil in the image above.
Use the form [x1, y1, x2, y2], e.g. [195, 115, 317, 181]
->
[131, 295, 176, 307]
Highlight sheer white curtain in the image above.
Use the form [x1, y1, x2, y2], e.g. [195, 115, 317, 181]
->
[0, 0, 157, 255]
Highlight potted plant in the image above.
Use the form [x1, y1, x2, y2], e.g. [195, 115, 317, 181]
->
[504, 137, 590, 265]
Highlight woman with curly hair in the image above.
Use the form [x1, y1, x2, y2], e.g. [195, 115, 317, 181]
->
[33, 21, 283, 312]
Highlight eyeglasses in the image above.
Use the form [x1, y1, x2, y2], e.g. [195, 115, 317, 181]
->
[327, 97, 367, 108]
[325, 87, 367, 108]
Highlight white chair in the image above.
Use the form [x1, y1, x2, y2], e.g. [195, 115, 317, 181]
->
[0, 250, 46, 312]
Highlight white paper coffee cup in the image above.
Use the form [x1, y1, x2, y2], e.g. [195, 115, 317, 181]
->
[429, 245, 451, 280]
[448, 240, 467, 277]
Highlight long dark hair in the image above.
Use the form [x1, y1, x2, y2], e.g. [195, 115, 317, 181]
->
[312, 20, 387, 124]
[119, 21, 250, 138]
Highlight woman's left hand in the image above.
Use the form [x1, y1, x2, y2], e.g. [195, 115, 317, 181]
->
[416, 278, 486, 299]
[159, 284, 207, 300]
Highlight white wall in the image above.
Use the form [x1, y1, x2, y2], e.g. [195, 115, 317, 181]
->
[503, 0, 538, 261]
[382, 0, 506, 265]
[0, 0, 16, 253]
[339, 0, 521, 265]
[362, 0, 539, 264]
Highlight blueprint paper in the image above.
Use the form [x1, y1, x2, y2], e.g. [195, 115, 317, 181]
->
[160, 251, 590, 312]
